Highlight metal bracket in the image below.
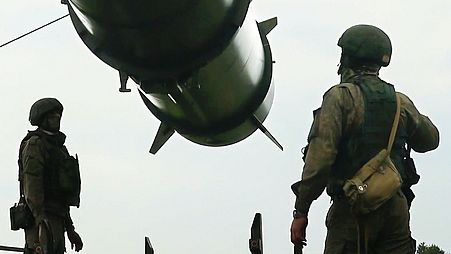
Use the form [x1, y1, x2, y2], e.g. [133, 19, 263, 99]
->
[119, 71, 131, 92]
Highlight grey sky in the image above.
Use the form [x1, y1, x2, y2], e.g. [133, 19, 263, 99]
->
[1, 1, 450, 253]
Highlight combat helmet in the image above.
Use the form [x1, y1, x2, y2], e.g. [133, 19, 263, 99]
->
[338, 24, 392, 67]
[29, 98, 63, 126]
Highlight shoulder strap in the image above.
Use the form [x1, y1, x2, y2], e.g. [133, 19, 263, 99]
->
[387, 94, 401, 153]
[19, 179, 24, 199]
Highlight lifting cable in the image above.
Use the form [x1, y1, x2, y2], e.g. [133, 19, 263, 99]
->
[0, 14, 69, 48]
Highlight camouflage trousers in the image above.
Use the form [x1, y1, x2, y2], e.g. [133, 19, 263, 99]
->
[324, 191, 416, 254]
[24, 214, 66, 254]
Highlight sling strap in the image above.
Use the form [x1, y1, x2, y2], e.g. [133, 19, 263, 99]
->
[387, 94, 401, 154]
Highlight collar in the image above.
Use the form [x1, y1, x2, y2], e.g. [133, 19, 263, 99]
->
[34, 128, 67, 147]
[340, 67, 380, 83]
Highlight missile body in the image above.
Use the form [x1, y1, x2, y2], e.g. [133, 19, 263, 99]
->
[66, 0, 280, 153]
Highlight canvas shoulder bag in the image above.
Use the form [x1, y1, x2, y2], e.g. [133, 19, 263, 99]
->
[342, 94, 402, 215]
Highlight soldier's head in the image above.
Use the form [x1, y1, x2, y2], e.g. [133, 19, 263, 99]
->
[29, 98, 63, 132]
[337, 24, 392, 74]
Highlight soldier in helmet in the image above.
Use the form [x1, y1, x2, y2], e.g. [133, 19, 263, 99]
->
[290, 25, 439, 253]
[20, 98, 83, 254]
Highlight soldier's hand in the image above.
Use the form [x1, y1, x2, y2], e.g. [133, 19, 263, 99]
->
[67, 229, 83, 252]
[290, 217, 308, 246]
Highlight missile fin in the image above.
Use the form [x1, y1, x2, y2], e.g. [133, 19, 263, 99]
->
[257, 17, 278, 35]
[150, 123, 175, 154]
[145, 237, 154, 254]
[119, 71, 131, 92]
[251, 115, 283, 151]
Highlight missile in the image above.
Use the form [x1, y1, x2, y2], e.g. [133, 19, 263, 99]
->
[64, 0, 280, 154]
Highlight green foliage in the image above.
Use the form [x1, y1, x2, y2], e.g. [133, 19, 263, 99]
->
[417, 242, 446, 254]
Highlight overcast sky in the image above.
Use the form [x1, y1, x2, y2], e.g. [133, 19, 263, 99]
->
[1, 1, 450, 254]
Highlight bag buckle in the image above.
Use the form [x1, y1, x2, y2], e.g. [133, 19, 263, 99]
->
[357, 184, 368, 193]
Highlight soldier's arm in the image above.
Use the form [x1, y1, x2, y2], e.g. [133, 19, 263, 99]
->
[399, 93, 440, 152]
[22, 137, 46, 224]
[294, 86, 346, 215]
[66, 209, 83, 251]
[65, 209, 75, 232]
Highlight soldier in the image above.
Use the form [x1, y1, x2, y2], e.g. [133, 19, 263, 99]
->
[20, 98, 83, 254]
[290, 25, 439, 253]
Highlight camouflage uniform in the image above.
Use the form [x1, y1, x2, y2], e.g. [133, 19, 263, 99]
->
[293, 68, 440, 254]
[21, 130, 76, 254]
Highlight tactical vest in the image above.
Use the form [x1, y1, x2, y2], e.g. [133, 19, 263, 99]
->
[19, 130, 81, 208]
[327, 75, 408, 197]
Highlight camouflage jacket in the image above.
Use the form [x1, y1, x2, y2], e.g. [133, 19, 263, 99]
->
[20, 129, 74, 229]
[294, 69, 440, 215]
